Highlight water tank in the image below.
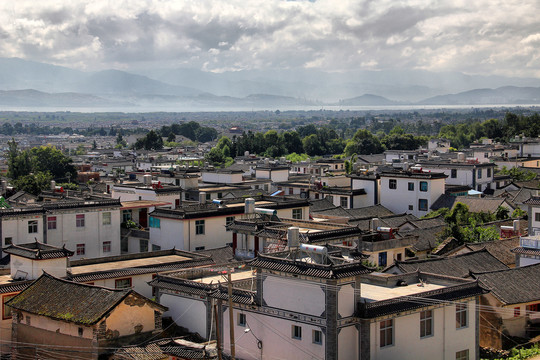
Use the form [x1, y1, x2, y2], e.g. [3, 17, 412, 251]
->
[50, 180, 56, 190]
[288, 227, 300, 248]
[280, 157, 286, 163]
[255, 208, 277, 216]
[300, 243, 327, 255]
[143, 174, 152, 186]
[244, 198, 255, 214]
[199, 192, 207, 204]
[371, 218, 380, 232]
[513, 219, 520, 231]
[457, 152, 466, 162]
[244, 151, 250, 157]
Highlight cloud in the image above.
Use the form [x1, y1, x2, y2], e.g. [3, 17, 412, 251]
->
[0, 0, 538, 78]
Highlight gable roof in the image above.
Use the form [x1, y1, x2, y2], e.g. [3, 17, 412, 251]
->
[472, 263, 540, 305]
[431, 195, 515, 213]
[3, 241, 74, 260]
[465, 238, 520, 267]
[6, 273, 166, 325]
[407, 225, 447, 252]
[388, 249, 509, 278]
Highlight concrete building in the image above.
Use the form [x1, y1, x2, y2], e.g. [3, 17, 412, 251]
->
[379, 169, 447, 218]
[151, 247, 485, 360]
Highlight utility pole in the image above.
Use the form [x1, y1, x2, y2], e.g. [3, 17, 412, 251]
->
[214, 303, 222, 360]
[228, 269, 236, 360]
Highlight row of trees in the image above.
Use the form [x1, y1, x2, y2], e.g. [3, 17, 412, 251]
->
[7, 140, 77, 195]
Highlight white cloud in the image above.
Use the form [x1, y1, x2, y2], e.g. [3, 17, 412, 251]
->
[0, 0, 538, 78]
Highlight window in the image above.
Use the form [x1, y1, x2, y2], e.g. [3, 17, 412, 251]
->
[217, 192, 222, 198]
[477, 169, 482, 179]
[419, 181, 428, 192]
[2, 294, 16, 319]
[313, 329, 322, 345]
[380, 319, 393, 347]
[456, 349, 469, 360]
[408, 182, 414, 191]
[47, 216, 57, 230]
[408, 205, 414, 211]
[76, 244, 85, 256]
[115, 278, 132, 289]
[149, 216, 160, 228]
[226, 216, 235, 231]
[526, 303, 540, 312]
[514, 307, 520, 317]
[418, 199, 428, 211]
[4, 237, 12, 246]
[122, 210, 132, 223]
[487, 168, 492, 177]
[420, 310, 433, 338]
[535, 213, 540, 222]
[195, 220, 205, 235]
[389, 179, 397, 189]
[451, 169, 457, 178]
[103, 241, 111, 253]
[206, 193, 211, 201]
[152, 244, 161, 251]
[378, 252, 387, 267]
[78, 327, 83, 337]
[289, 187, 294, 195]
[140, 239, 148, 252]
[456, 303, 468, 329]
[102, 212, 111, 225]
[292, 208, 303, 220]
[195, 246, 205, 251]
[28, 220, 38, 234]
[76, 214, 85, 228]
[238, 313, 246, 327]
[292, 325, 302, 340]
[340, 197, 348, 208]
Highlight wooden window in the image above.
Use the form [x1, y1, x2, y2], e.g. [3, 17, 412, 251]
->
[380, 319, 393, 347]
[420, 310, 433, 338]
[76, 214, 85, 228]
[313, 330, 322, 345]
[292, 325, 302, 340]
[456, 349, 469, 360]
[47, 216, 57, 230]
[115, 278, 132, 289]
[456, 303, 468, 329]
[514, 307, 520, 317]
[102, 212, 111, 225]
[28, 220, 38, 234]
[76, 244, 85, 256]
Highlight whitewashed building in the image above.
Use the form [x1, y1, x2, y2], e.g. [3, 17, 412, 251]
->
[379, 169, 447, 218]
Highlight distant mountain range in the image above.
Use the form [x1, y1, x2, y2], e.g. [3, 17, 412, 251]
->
[0, 57, 539, 109]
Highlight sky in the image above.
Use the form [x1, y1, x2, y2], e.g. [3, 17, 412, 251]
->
[1, 0, 539, 78]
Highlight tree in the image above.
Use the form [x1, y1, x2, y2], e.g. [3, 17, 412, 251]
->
[302, 134, 323, 156]
[344, 129, 384, 156]
[205, 147, 225, 165]
[13, 172, 52, 196]
[495, 206, 510, 220]
[30, 146, 77, 182]
[7, 139, 31, 180]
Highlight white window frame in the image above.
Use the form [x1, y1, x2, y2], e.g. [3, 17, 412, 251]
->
[28, 220, 38, 234]
[292, 208, 303, 220]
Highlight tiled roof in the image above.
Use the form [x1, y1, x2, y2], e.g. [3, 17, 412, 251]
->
[6, 273, 145, 325]
[248, 253, 371, 279]
[4, 241, 74, 260]
[472, 263, 540, 305]
[524, 196, 540, 205]
[431, 195, 514, 213]
[358, 280, 486, 318]
[408, 225, 447, 252]
[68, 258, 214, 283]
[465, 238, 520, 267]
[390, 249, 509, 278]
[511, 247, 540, 256]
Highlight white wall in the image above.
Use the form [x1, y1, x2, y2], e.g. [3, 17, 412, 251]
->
[370, 300, 477, 360]
[338, 283, 355, 318]
[2, 215, 44, 245]
[160, 294, 208, 338]
[10, 256, 67, 280]
[201, 172, 243, 184]
[339, 325, 358, 359]
[263, 275, 325, 316]
[222, 309, 325, 360]
[380, 176, 445, 217]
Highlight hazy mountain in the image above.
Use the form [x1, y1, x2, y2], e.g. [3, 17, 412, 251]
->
[337, 94, 401, 106]
[0, 89, 127, 107]
[1, 57, 540, 108]
[418, 86, 540, 105]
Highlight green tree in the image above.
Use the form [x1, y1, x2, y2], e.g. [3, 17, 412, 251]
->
[344, 129, 384, 156]
[30, 146, 77, 181]
[302, 134, 323, 156]
[7, 139, 31, 180]
[13, 172, 52, 196]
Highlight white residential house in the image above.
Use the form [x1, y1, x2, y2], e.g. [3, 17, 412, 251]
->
[349, 172, 381, 207]
[417, 161, 496, 192]
[111, 182, 182, 209]
[379, 169, 447, 218]
[151, 247, 484, 360]
[512, 196, 540, 266]
[148, 196, 310, 252]
[0, 199, 122, 260]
